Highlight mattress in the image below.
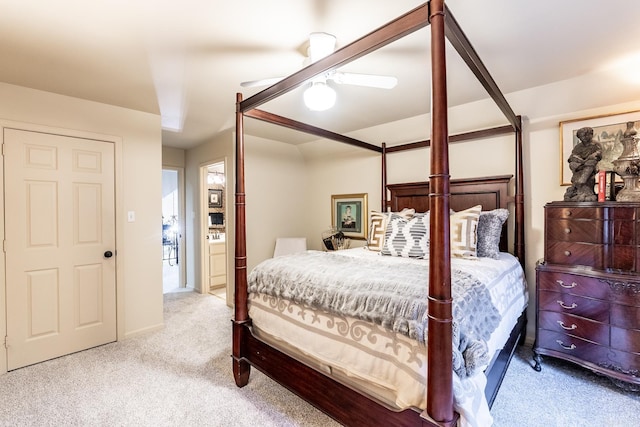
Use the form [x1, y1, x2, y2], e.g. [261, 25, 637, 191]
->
[248, 248, 528, 426]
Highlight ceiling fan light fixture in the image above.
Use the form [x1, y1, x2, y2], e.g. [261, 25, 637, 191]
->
[303, 81, 336, 111]
[308, 32, 337, 63]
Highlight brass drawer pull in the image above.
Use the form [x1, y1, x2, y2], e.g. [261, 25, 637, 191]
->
[557, 321, 577, 330]
[556, 280, 577, 289]
[556, 340, 576, 350]
[557, 300, 577, 310]
[564, 228, 571, 234]
[564, 250, 571, 256]
[564, 210, 572, 216]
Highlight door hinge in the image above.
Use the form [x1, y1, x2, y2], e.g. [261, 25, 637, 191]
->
[3, 336, 8, 349]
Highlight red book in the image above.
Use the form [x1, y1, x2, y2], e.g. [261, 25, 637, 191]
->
[598, 170, 605, 202]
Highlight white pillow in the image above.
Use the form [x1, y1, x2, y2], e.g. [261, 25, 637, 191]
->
[450, 205, 481, 259]
[380, 212, 429, 258]
[367, 208, 415, 251]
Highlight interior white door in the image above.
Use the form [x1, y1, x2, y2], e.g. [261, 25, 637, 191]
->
[4, 128, 116, 370]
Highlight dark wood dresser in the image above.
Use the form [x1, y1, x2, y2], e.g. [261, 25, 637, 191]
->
[534, 201, 640, 389]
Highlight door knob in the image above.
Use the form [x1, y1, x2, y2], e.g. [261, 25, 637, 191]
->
[104, 251, 113, 258]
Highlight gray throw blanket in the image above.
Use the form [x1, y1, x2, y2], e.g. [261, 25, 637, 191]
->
[248, 250, 501, 377]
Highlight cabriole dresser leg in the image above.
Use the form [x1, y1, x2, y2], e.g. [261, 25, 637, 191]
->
[532, 350, 542, 372]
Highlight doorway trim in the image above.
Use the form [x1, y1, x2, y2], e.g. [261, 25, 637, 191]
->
[0, 119, 123, 375]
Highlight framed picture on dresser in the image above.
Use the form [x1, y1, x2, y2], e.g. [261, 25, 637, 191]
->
[560, 110, 640, 185]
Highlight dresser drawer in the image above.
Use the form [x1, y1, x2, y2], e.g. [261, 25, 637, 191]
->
[547, 219, 603, 243]
[538, 310, 608, 345]
[612, 219, 637, 245]
[537, 330, 640, 376]
[538, 290, 609, 322]
[537, 270, 610, 300]
[611, 303, 640, 328]
[611, 326, 640, 353]
[536, 329, 607, 364]
[546, 206, 604, 220]
[546, 241, 604, 268]
[610, 245, 637, 272]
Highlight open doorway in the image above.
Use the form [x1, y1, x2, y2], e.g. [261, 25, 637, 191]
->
[162, 168, 185, 293]
[201, 161, 227, 302]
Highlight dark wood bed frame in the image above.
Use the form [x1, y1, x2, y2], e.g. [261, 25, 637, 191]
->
[232, 1, 525, 426]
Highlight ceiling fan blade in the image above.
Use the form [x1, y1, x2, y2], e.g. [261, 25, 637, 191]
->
[240, 77, 285, 88]
[331, 72, 398, 89]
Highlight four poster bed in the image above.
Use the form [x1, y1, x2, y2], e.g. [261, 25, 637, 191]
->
[232, 2, 526, 426]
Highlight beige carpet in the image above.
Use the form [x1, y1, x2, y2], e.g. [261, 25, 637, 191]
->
[0, 291, 638, 426]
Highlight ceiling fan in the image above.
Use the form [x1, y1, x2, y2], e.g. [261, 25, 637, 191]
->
[240, 32, 398, 111]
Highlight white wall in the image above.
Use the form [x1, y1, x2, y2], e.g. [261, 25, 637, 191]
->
[163, 146, 185, 169]
[0, 82, 164, 355]
[244, 135, 308, 268]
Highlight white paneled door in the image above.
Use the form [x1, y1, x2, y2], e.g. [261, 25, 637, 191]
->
[4, 129, 116, 370]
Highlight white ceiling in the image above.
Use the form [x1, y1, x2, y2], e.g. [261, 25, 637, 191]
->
[1, 1, 639, 149]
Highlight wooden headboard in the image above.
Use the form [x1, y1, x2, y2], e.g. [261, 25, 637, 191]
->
[387, 175, 513, 252]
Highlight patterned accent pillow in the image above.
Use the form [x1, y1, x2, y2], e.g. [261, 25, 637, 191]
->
[381, 212, 429, 258]
[450, 205, 481, 259]
[367, 208, 415, 251]
[477, 208, 509, 259]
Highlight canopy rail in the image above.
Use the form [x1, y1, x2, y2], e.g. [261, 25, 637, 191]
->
[245, 109, 381, 153]
[385, 123, 515, 153]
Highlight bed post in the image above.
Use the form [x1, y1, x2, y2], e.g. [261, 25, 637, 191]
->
[381, 142, 387, 211]
[232, 92, 251, 387]
[514, 117, 525, 268]
[426, 0, 455, 425]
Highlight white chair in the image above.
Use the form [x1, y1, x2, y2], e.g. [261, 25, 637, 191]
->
[273, 237, 307, 257]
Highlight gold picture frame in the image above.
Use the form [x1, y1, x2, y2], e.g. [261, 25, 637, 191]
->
[331, 193, 368, 240]
[560, 110, 640, 186]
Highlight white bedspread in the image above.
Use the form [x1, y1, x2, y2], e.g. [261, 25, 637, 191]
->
[249, 249, 502, 378]
[248, 248, 528, 427]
